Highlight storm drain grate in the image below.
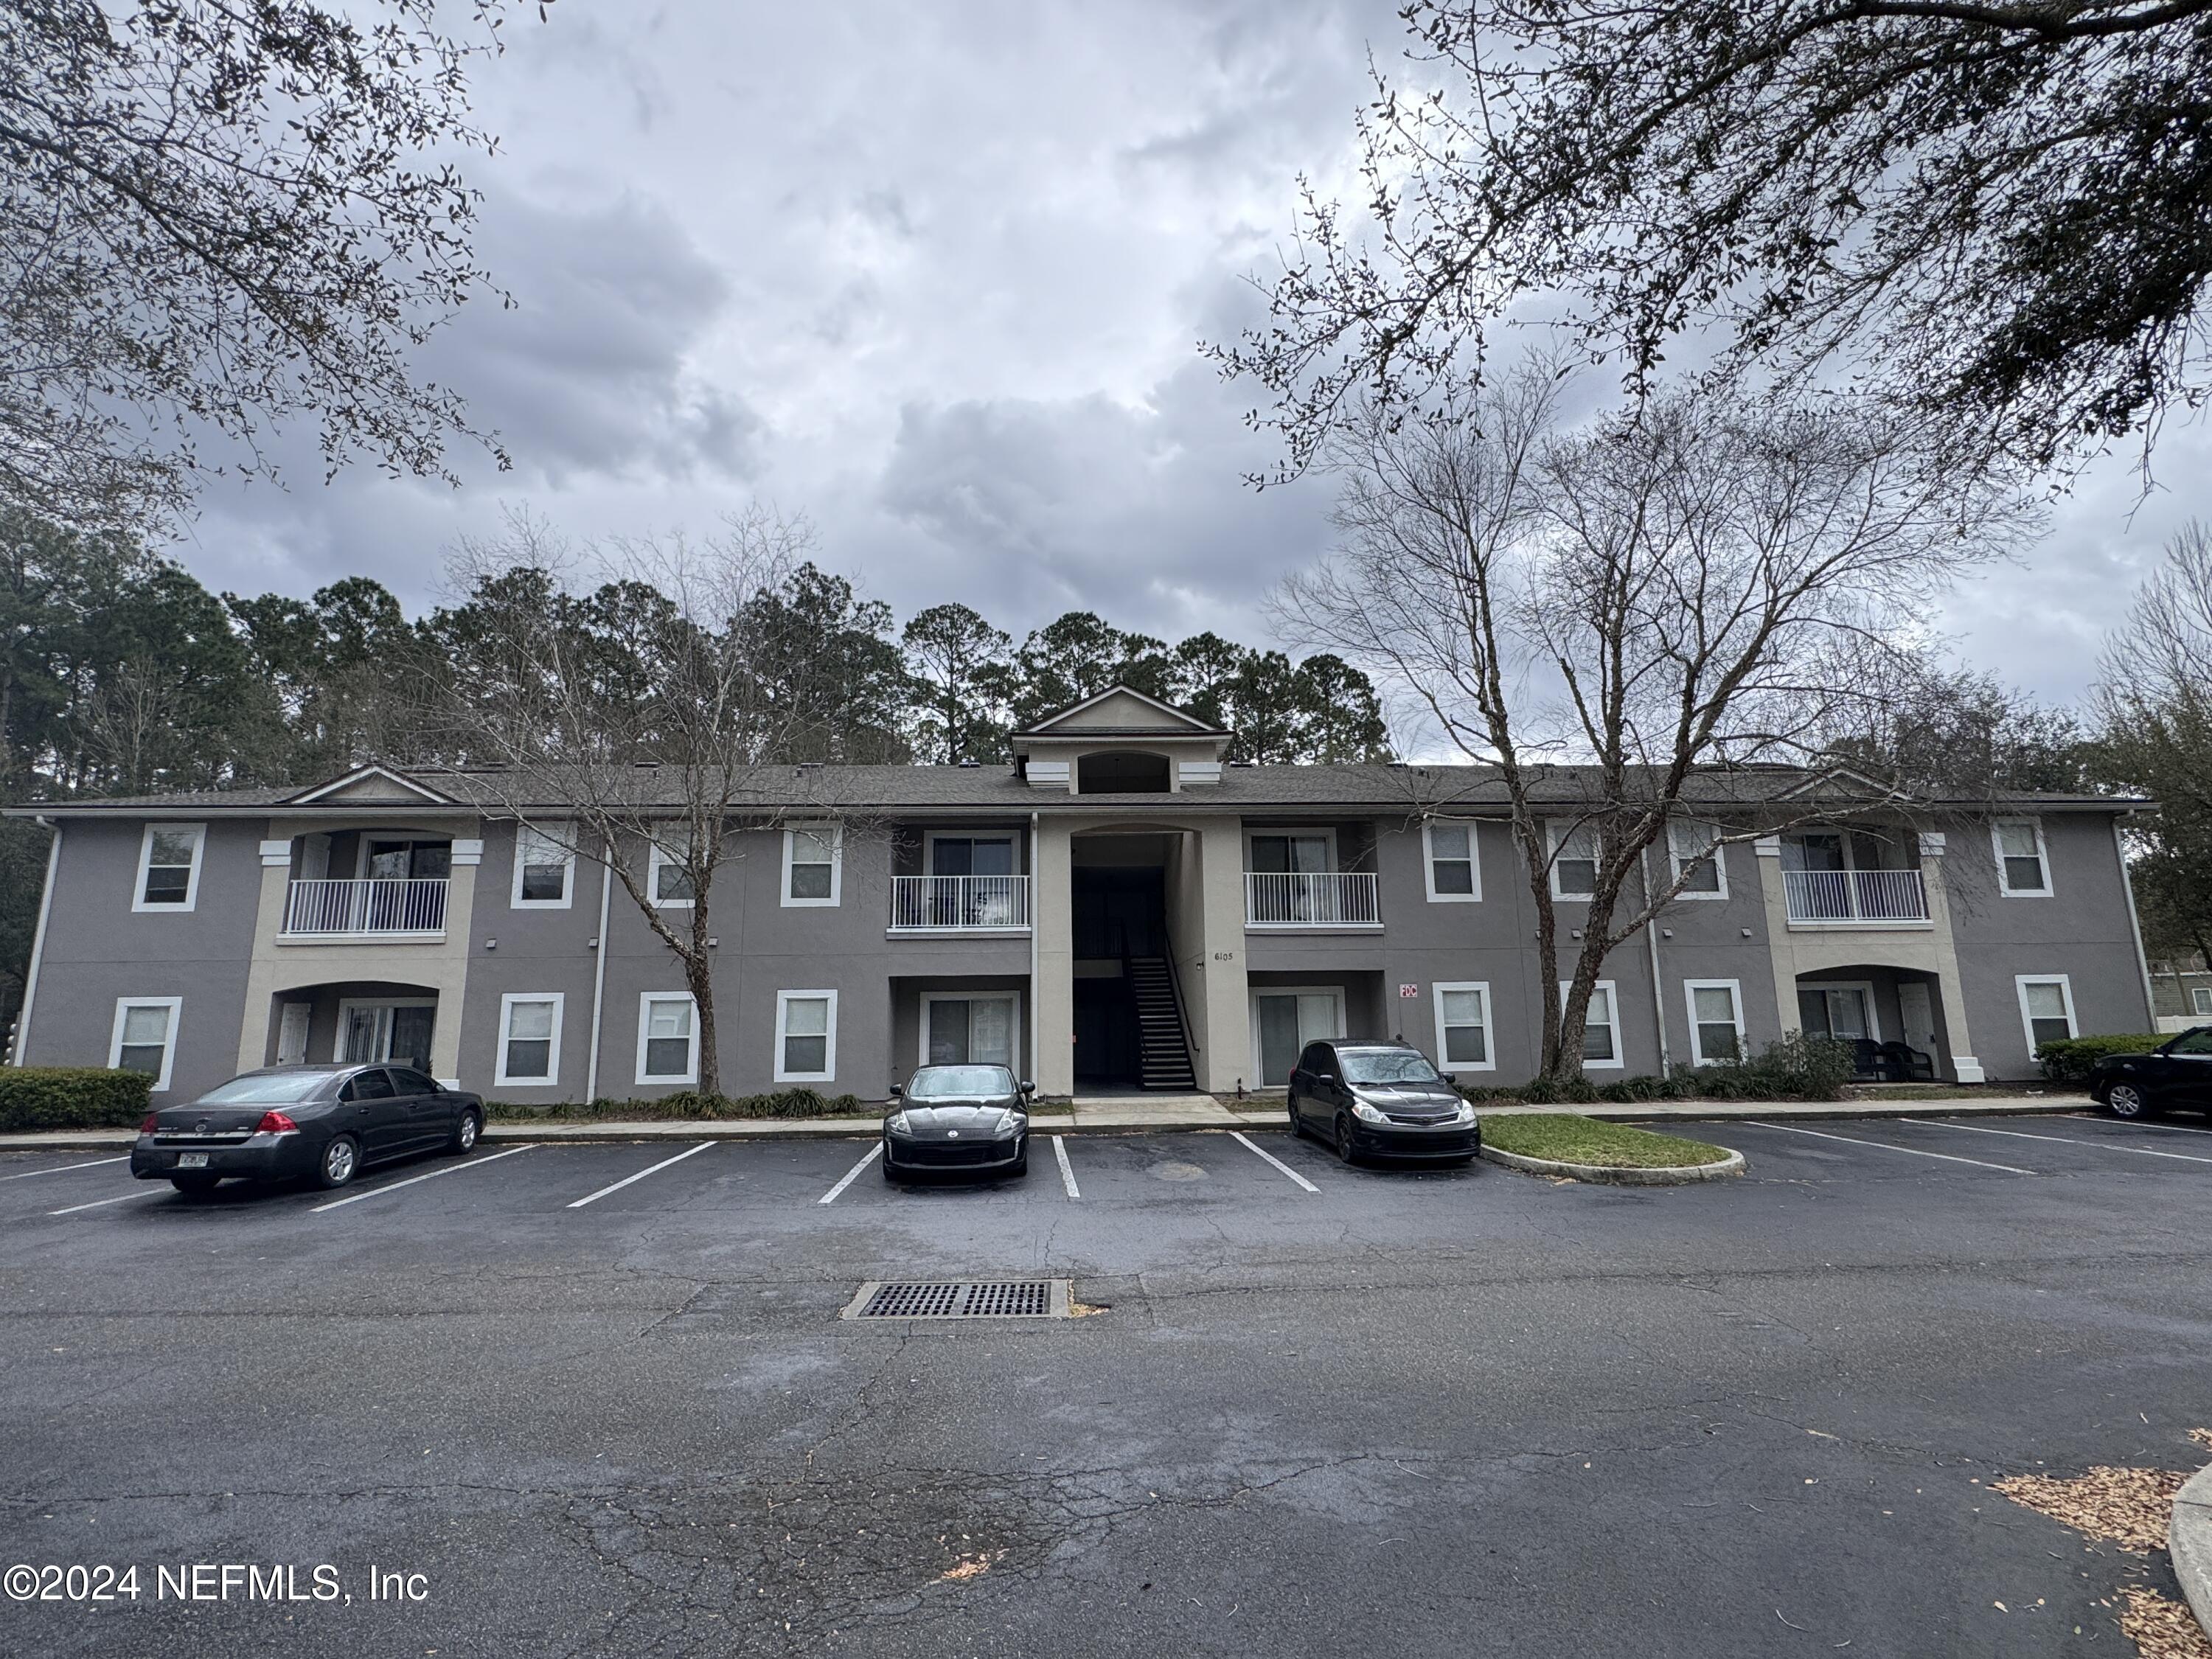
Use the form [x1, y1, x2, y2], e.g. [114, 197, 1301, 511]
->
[844, 1279, 1070, 1321]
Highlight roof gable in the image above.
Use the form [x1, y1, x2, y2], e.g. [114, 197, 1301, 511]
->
[285, 764, 457, 807]
[1016, 684, 1223, 737]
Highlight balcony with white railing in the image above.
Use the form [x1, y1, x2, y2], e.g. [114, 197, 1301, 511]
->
[282, 877, 450, 939]
[1781, 868, 1930, 927]
[888, 874, 1032, 933]
[1244, 871, 1382, 928]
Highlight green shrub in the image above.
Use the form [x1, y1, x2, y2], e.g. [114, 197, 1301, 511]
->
[485, 1088, 871, 1124]
[2035, 1034, 2166, 1083]
[0, 1067, 153, 1132]
[1453, 1034, 1854, 1106]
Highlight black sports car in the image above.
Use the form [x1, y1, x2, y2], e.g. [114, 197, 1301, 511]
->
[2089, 1027, 2212, 1119]
[1287, 1039, 1481, 1164]
[883, 1064, 1032, 1180]
[130, 1063, 485, 1193]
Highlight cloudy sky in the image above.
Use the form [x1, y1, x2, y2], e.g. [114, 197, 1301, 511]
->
[175, 0, 2205, 717]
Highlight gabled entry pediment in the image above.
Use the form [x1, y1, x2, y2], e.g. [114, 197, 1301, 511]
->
[285, 765, 456, 807]
[1015, 685, 1225, 738]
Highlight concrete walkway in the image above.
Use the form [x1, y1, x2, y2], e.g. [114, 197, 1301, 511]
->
[0, 1092, 2096, 1152]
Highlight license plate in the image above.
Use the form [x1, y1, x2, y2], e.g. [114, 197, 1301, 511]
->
[175, 1152, 209, 1169]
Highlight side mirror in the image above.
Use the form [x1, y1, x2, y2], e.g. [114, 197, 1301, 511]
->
[1441, 1073, 1458, 1086]
[888, 1083, 903, 1099]
[1018, 1079, 1035, 1094]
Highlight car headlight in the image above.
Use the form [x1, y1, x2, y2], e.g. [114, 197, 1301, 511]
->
[1352, 1099, 1388, 1124]
[887, 1111, 911, 1135]
[992, 1110, 1021, 1138]
[1453, 1102, 1478, 1124]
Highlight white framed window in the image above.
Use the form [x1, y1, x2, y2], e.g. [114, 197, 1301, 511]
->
[2015, 975, 2077, 1055]
[775, 990, 838, 1082]
[495, 993, 565, 1088]
[648, 837, 695, 908]
[636, 993, 699, 1085]
[110, 997, 181, 1091]
[1432, 981, 1496, 1072]
[133, 823, 206, 912]
[1564, 980, 1624, 1069]
[2193, 987, 2212, 1018]
[1685, 980, 1745, 1066]
[511, 824, 574, 908]
[1422, 819, 1480, 902]
[1548, 821, 1599, 900]
[1992, 818, 2051, 897]
[782, 824, 842, 907]
[1667, 820, 1728, 900]
[919, 992, 1021, 1068]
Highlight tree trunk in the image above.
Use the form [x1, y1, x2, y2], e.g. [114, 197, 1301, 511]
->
[686, 908, 720, 1099]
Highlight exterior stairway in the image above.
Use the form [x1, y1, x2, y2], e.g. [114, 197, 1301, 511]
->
[1127, 956, 1197, 1091]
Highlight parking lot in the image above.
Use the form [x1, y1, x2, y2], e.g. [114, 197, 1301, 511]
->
[4, 1111, 2210, 1658]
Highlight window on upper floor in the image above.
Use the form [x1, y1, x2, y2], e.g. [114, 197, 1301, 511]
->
[512, 826, 574, 908]
[1548, 822, 1599, 900]
[648, 836, 695, 907]
[1667, 820, 1727, 899]
[1248, 831, 1333, 874]
[1423, 820, 1479, 901]
[782, 824, 841, 906]
[134, 824, 206, 911]
[111, 998, 181, 1091]
[1077, 751, 1170, 793]
[1993, 819, 2051, 897]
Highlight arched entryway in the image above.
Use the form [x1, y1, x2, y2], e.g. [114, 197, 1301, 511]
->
[1795, 965, 1949, 1081]
[263, 980, 442, 1074]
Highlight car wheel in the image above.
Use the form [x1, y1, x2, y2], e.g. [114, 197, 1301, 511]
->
[1287, 1095, 1303, 1137]
[170, 1172, 220, 1194]
[1334, 1115, 1358, 1165]
[448, 1107, 482, 1154]
[2104, 1082, 2154, 1120]
[315, 1134, 360, 1190]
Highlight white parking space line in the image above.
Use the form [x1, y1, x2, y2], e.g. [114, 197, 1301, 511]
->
[4, 1155, 130, 1182]
[566, 1141, 714, 1209]
[1745, 1121, 2032, 1175]
[1906, 1119, 2212, 1166]
[818, 1144, 881, 1205]
[2066, 1113, 2212, 1139]
[1052, 1135, 1080, 1199]
[310, 1145, 535, 1213]
[1230, 1130, 1321, 1193]
[48, 1187, 164, 1216]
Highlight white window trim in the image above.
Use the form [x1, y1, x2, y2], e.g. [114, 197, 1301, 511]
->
[494, 992, 566, 1088]
[109, 996, 182, 1092]
[921, 830, 1020, 875]
[332, 998, 437, 1064]
[1247, 984, 1348, 1083]
[1546, 821, 1599, 902]
[1798, 978, 1883, 1043]
[774, 989, 840, 1084]
[509, 824, 575, 910]
[2014, 973, 2078, 1058]
[635, 992, 700, 1086]
[1422, 818, 1481, 902]
[1684, 979, 1747, 1067]
[1563, 979, 1625, 1070]
[647, 838, 695, 909]
[781, 823, 843, 908]
[917, 990, 1024, 1069]
[1992, 818, 2053, 897]
[2193, 986, 2212, 1018]
[133, 822, 206, 913]
[1430, 979, 1498, 1074]
[1667, 820, 1730, 901]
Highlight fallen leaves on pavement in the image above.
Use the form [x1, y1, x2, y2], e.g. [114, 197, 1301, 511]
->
[1994, 1466, 2188, 1552]
[2120, 1587, 2212, 1659]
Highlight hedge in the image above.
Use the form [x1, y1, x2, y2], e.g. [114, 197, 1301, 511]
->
[1460, 1034, 1859, 1105]
[0, 1067, 154, 1132]
[2035, 1034, 2166, 1083]
[486, 1088, 870, 1124]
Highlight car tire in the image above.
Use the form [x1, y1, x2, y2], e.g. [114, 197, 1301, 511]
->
[1287, 1096, 1303, 1138]
[315, 1134, 361, 1190]
[1334, 1115, 1359, 1166]
[448, 1107, 482, 1155]
[2104, 1082, 2154, 1120]
[170, 1172, 220, 1194]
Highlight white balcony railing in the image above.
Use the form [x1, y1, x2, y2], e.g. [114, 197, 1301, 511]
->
[889, 874, 1031, 931]
[284, 877, 449, 936]
[1244, 871, 1382, 927]
[1782, 868, 1930, 925]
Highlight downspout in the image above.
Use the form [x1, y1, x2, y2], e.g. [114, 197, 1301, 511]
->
[1639, 842, 1672, 1075]
[585, 838, 613, 1103]
[1029, 811, 1040, 1086]
[2113, 812, 2158, 1031]
[12, 817, 59, 1066]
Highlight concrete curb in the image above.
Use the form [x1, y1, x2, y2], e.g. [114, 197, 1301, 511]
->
[2173, 1462, 2212, 1642]
[1479, 1143, 1746, 1186]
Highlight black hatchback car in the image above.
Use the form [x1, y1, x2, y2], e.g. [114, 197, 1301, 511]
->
[2090, 1026, 2212, 1119]
[1287, 1039, 1481, 1164]
[883, 1064, 1032, 1180]
[130, 1063, 486, 1193]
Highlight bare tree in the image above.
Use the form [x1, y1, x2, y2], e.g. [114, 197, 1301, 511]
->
[1283, 363, 2018, 1079]
[432, 507, 849, 1099]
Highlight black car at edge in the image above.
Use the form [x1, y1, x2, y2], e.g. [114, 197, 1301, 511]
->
[2089, 1026, 2212, 1119]
[1288, 1039, 1481, 1164]
[130, 1063, 486, 1193]
[883, 1064, 1032, 1180]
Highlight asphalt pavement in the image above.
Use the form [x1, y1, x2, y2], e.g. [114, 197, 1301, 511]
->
[2, 1112, 2208, 1658]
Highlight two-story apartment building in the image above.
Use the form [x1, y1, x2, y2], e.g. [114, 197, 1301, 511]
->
[5, 686, 2158, 1103]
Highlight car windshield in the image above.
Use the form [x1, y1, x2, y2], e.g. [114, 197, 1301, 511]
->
[195, 1072, 332, 1105]
[908, 1065, 1015, 1099]
[1339, 1049, 1444, 1085]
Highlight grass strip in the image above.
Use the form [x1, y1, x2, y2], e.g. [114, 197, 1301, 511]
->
[1482, 1112, 1731, 1169]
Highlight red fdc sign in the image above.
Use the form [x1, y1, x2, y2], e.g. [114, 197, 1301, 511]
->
[1399, 984, 1420, 998]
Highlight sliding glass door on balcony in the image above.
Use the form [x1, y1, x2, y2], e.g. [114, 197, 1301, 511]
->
[1780, 832, 1929, 924]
